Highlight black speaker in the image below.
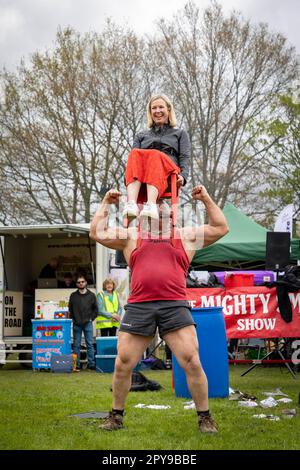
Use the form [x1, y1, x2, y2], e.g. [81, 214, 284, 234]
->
[265, 232, 291, 270]
[115, 250, 127, 267]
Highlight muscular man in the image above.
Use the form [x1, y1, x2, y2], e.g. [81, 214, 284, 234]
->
[90, 186, 228, 433]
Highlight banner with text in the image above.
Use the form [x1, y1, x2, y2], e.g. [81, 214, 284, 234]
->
[186, 287, 300, 338]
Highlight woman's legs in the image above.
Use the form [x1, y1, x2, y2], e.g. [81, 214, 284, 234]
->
[123, 181, 141, 219]
[126, 181, 158, 204]
[139, 184, 159, 219]
[146, 184, 159, 204]
[125, 180, 159, 220]
[127, 180, 141, 203]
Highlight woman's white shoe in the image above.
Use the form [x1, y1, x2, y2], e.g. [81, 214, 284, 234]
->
[122, 201, 139, 218]
[140, 203, 159, 220]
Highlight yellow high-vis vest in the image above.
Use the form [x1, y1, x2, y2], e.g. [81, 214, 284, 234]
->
[96, 291, 120, 329]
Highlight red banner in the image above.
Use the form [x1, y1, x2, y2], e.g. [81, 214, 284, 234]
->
[186, 287, 300, 338]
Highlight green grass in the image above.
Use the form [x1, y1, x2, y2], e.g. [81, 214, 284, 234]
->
[0, 364, 299, 450]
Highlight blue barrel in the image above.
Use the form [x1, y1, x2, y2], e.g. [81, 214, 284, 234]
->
[172, 307, 229, 398]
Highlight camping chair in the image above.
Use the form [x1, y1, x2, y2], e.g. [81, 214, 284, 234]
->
[240, 337, 297, 379]
[124, 170, 179, 228]
[234, 338, 266, 360]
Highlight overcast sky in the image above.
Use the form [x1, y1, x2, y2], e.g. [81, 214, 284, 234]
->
[0, 0, 299, 70]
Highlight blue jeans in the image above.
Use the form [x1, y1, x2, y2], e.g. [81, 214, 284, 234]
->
[73, 321, 95, 368]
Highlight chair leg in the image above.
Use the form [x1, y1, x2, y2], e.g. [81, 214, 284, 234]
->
[170, 173, 178, 226]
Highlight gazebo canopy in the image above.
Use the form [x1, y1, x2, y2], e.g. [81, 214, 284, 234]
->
[191, 203, 299, 267]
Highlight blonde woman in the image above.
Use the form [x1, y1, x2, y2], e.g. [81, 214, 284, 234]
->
[96, 278, 122, 337]
[123, 94, 190, 220]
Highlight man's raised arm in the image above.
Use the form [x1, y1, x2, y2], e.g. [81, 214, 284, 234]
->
[192, 185, 229, 247]
[89, 189, 128, 250]
[182, 186, 229, 253]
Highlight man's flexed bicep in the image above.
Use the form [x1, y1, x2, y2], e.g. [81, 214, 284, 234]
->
[191, 185, 229, 248]
[90, 189, 129, 251]
[91, 227, 129, 250]
[181, 185, 229, 256]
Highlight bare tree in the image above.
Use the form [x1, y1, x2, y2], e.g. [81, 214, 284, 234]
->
[0, 2, 299, 227]
[258, 86, 300, 226]
[0, 25, 148, 224]
[153, 1, 299, 211]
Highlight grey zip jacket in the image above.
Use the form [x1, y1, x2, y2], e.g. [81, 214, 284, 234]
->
[132, 124, 190, 184]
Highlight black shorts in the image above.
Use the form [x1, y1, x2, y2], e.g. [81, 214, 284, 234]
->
[119, 300, 196, 337]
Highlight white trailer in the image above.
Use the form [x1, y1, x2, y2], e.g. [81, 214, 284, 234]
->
[0, 224, 128, 367]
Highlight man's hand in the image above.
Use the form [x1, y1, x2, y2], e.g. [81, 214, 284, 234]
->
[112, 314, 121, 322]
[103, 189, 121, 205]
[191, 185, 210, 202]
[177, 174, 185, 187]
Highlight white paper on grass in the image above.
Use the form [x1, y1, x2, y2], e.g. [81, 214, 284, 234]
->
[184, 403, 196, 410]
[238, 400, 258, 408]
[276, 398, 293, 404]
[146, 405, 171, 409]
[134, 404, 171, 409]
[262, 388, 289, 397]
[259, 397, 278, 408]
[253, 414, 280, 421]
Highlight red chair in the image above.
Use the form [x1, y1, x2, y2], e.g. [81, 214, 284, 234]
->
[160, 170, 179, 227]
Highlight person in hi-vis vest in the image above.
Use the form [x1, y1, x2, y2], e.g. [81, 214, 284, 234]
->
[96, 278, 122, 336]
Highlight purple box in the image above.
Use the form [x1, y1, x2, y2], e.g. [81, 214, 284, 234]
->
[213, 271, 275, 286]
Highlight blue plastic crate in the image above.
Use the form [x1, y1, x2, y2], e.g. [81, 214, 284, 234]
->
[95, 354, 116, 373]
[96, 336, 118, 355]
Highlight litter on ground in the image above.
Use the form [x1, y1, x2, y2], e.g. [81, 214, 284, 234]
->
[238, 400, 258, 408]
[281, 409, 297, 419]
[276, 398, 293, 404]
[229, 390, 257, 401]
[253, 414, 280, 421]
[259, 397, 278, 408]
[134, 404, 171, 409]
[261, 388, 289, 397]
[184, 403, 196, 410]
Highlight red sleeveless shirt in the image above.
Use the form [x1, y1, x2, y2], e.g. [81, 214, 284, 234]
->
[127, 231, 190, 303]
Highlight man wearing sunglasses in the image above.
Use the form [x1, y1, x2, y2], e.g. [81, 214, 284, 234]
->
[68, 274, 98, 371]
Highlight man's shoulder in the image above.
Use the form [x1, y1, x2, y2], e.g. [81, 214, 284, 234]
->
[179, 225, 204, 251]
[69, 290, 77, 296]
[127, 226, 138, 237]
[176, 226, 189, 237]
[119, 226, 138, 245]
[86, 289, 96, 296]
[69, 290, 78, 300]
[178, 225, 202, 242]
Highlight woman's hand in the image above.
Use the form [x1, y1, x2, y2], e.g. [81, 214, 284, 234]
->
[177, 175, 184, 187]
